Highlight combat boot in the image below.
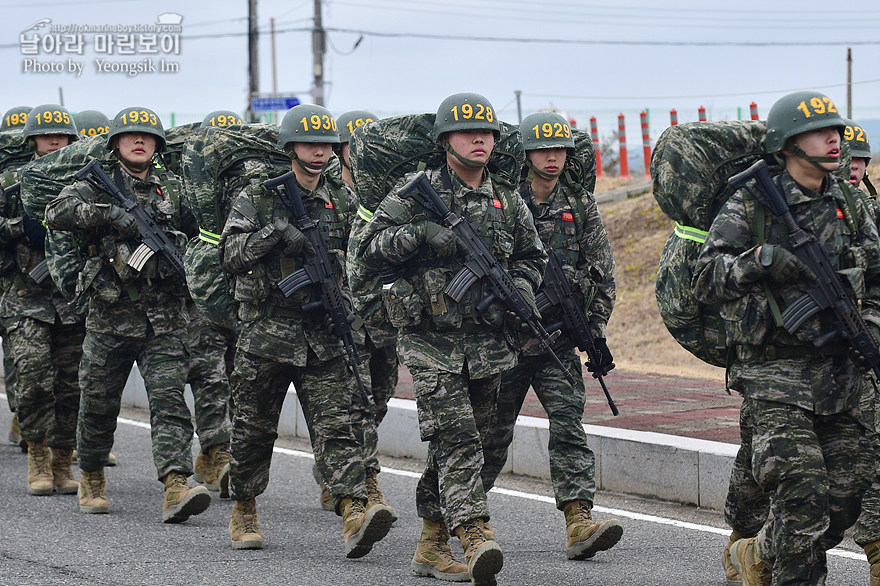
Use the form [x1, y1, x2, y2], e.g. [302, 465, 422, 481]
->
[320, 483, 334, 511]
[454, 519, 503, 586]
[723, 530, 744, 586]
[161, 472, 211, 523]
[194, 443, 231, 498]
[728, 537, 771, 586]
[26, 439, 53, 495]
[78, 469, 109, 513]
[340, 497, 394, 559]
[230, 498, 263, 549]
[562, 500, 623, 560]
[50, 447, 78, 494]
[365, 468, 398, 522]
[411, 518, 470, 582]
[864, 540, 880, 586]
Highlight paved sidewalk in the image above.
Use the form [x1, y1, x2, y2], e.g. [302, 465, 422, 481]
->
[394, 365, 742, 444]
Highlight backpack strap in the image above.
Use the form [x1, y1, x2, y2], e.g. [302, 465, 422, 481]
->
[748, 192, 784, 329]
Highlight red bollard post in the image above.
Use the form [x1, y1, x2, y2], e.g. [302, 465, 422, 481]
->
[590, 116, 603, 178]
[617, 113, 629, 180]
[750, 101, 759, 120]
[640, 110, 651, 178]
[698, 106, 707, 122]
[670, 108, 678, 126]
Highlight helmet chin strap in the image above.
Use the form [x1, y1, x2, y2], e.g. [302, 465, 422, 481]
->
[444, 142, 488, 169]
[785, 142, 839, 173]
[288, 149, 329, 176]
[525, 158, 563, 180]
[114, 148, 152, 174]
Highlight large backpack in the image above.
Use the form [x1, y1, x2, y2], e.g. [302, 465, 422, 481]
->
[652, 120, 854, 367]
[0, 130, 32, 174]
[349, 113, 524, 213]
[161, 121, 201, 176]
[180, 123, 292, 328]
[564, 128, 597, 195]
[19, 134, 109, 312]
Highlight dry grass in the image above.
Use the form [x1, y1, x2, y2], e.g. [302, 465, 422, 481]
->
[599, 184, 725, 382]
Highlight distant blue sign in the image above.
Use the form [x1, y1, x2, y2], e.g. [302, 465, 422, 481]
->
[251, 96, 300, 111]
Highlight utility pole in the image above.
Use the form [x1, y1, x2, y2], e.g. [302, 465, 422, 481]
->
[312, 0, 325, 106]
[846, 47, 852, 119]
[247, 0, 259, 121]
[514, 90, 522, 124]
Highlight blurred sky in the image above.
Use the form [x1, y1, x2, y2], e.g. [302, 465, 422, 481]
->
[1, 0, 878, 143]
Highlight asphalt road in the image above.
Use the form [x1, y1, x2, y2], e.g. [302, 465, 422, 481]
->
[0, 396, 868, 586]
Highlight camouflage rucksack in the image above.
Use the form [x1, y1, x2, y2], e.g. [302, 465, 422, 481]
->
[349, 113, 524, 213]
[0, 130, 33, 173]
[160, 121, 200, 176]
[562, 128, 597, 195]
[652, 120, 853, 367]
[180, 124, 292, 328]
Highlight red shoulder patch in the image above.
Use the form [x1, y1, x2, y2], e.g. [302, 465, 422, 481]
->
[561, 212, 574, 222]
[836, 208, 844, 219]
[325, 202, 334, 209]
[492, 199, 502, 209]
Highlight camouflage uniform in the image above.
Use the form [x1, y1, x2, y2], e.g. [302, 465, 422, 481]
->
[357, 165, 546, 531]
[481, 180, 615, 510]
[693, 169, 880, 584]
[185, 302, 234, 450]
[219, 174, 371, 504]
[44, 159, 196, 478]
[0, 165, 84, 449]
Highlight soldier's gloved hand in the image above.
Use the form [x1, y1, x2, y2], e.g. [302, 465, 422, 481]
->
[273, 217, 313, 256]
[504, 280, 541, 332]
[586, 338, 616, 375]
[22, 214, 46, 248]
[108, 205, 138, 238]
[418, 220, 459, 258]
[759, 244, 809, 283]
[1, 217, 24, 241]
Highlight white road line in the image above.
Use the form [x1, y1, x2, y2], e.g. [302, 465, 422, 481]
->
[2, 401, 858, 562]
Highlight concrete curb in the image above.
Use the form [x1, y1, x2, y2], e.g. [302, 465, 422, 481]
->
[594, 180, 653, 205]
[121, 366, 737, 510]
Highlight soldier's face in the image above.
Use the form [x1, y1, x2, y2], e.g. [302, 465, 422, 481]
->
[851, 157, 868, 185]
[446, 130, 495, 164]
[115, 133, 157, 167]
[34, 133, 70, 154]
[527, 148, 567, 176]
[341, 143, 351, 168]
[292, 142, 331, 175]
[790, 127, 841, 172]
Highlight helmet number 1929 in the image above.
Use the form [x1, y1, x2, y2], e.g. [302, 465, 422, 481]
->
[796, 96, 838, 118]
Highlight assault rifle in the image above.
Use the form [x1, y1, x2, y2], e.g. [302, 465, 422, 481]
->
[728, 158, 880, 378]
[3, 181, 50, 284]
[399, 170, 578, 386]
[264, 171, 370, 407]
[74, 159, 185, 278]
[537, 250, 619, 415]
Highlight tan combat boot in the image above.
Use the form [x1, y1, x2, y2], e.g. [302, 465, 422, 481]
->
[562, 500, 623, 560]
[50, 447, 78, 494]
[78, 469, 109, 513]
[365, 468, 398, 522]
[411, 518, 470, 582]
[340, 497, 394, 559]
[864, 540, 880, 586]
[454, 519, 503, 586]
[320, 483, 334, 511]
[230, 498, 263, 549]
[723, 530, 744, 586]
[26, 439, 53, 495]
[728, 537, 771, 586]
[194, 443, 231, 498]
[161, 472, 211, 524]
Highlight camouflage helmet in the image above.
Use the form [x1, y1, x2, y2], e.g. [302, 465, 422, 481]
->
[74, 110, 110, 137]
[107, 106, 166, 152]
[201, 110, 244, 128]
[843, 118, 872, 160]
[765, 90, 845, 153]
[520, 111, 574, 151]
[21, 104, 78, 144]
[336, 110, 377, 144]
[278, 104, 339, 149]
[1, 106, 32, 132]
[433, 93, 500, 141]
